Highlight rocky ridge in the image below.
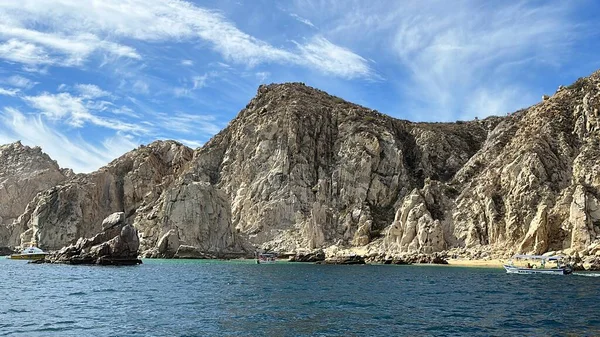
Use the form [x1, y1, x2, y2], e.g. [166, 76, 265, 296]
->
[1, 70, 600, 269]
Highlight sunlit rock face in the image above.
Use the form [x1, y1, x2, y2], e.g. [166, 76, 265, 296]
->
[3, 69, 600, 260]
[11, 140, 194, 251]
[0, 142, 70, 247]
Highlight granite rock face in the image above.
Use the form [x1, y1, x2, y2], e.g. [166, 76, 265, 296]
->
[2, 70, 600, 267]
[0, 142, 70, 248]
[13, 140, 193, 251]
[187, 83, 491, 255]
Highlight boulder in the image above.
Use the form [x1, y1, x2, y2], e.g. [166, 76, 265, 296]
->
[174, 245, 213, 259]
[47, 212, 142, 265]
[288, 249, 325, 262]
[322, 254, 365, 265]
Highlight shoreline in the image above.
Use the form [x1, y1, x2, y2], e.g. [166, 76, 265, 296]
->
[444, 258, 506, 268]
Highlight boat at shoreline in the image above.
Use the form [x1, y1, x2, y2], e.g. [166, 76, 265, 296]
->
[503, 255, 573, 275]
[7, 247, 48, 261]
[256, 252, 277, 264]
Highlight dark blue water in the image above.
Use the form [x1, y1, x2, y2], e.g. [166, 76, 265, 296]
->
[1, 259, 599, 337]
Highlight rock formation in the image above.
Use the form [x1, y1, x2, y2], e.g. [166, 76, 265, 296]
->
[0, 142, 70, 248]
[1, 69, 600, 269]
[11, 140, 194, 251]
[48, 212, 141, 265]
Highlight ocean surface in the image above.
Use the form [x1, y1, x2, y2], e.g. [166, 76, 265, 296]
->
[1, 259, 599, 337]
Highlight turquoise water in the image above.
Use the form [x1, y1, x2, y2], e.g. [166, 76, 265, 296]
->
[1, 259, 599, 336]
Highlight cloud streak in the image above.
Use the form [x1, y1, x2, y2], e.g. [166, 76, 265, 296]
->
[0, 107, 138, 173]
[0, 0, 373, 79]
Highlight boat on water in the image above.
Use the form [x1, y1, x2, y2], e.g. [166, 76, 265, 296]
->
[503, 255, 573, 275]
[7, 247, 48, 260]
[256, 253, 277, 264]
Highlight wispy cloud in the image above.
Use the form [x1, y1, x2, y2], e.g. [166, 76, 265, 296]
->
[296, 36, 374, 79]
[290, 13, 316, 28]
[155, 112, 222, 135]
[0, 39, 52, 65]
[4, 75, 36, 89]
[0, 0, 373, 79]
[0, 24, 140, 66]
[0, 87, 19, 96]
[23, 92, 148, 133]
[132, 80, 149, 95]
[0, 107, 138, 173]
[74, 84, 111, 99]
[388, 2, 580, 119]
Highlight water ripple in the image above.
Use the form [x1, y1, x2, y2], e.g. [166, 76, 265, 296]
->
[1, 259, 598, 336]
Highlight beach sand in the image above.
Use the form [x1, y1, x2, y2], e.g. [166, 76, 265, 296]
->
[445, 258, 506, 268]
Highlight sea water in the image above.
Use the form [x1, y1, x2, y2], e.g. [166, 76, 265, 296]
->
[1, 259, 599, 336]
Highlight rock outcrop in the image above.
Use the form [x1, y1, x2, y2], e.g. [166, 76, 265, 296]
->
[14, 140, 193, 251]
[0, 142, 70, 248]
[2, 69, 600, 269]
[48, 212, 141, 265]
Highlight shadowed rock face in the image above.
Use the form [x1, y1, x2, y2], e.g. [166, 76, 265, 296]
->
[2, 70, 600, 262]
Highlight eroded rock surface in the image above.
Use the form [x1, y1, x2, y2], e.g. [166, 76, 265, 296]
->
[3, 69, 600, 269]
[48, 212, 141, 265]
[0, 142, 70, 248]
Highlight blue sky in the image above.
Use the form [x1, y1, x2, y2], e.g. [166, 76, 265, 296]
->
[0, 0, 599, 173]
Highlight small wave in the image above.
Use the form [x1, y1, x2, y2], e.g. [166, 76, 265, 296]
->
[68, 291, 86, 296]
[573, 272, 600, 277]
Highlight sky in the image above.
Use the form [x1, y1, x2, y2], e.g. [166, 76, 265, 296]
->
[0, 0, 599, 173]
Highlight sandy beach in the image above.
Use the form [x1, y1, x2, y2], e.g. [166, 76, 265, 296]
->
[445, 259, 506, 268]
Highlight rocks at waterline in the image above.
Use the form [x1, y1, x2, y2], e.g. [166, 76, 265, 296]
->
[47, 212, 142, 265]
[288, 249, 326, 262]
[0, 246, 15, 256]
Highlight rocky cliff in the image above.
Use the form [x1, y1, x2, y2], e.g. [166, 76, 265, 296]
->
[1, 70, 600, 264]
[3, 140, 195, 250]
[0, 142, 71, 248]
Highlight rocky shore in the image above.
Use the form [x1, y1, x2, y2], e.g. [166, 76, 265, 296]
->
[2, 70, 600, 269]
[41, 212, 142, 266]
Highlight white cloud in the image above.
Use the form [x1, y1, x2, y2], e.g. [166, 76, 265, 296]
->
[181, 59, 194, 66]
[174, 73, 210, 97]
[192, 74, 208, 89]
[0, 39, 52, 65]
[0, 87, 19, 96]
[0, 107, 137, 173]
[177, 138, 203, 148]
[5, 75, 36, 89]
[74, 84, 111, 99]
[0, 24, 141, 66]
[23, 92, 148, 133]
[296, 36, 373, 79]
[0, 0, 373, 79]
[155, 112, 221, 135]
[396, 2, 581, 119]
[290, 13, 316, 28]
[112, 105, 140, 118]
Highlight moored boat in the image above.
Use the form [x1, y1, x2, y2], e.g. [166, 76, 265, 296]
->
[256, 252, 277, 264]
[8, 247, 48, 260]
[503, 255, 572, 275]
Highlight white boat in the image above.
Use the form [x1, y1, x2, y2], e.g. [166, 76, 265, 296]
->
[256, 253, 277, 264]
[503, 254, 572, 275]
[7, 246, 48, 260]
